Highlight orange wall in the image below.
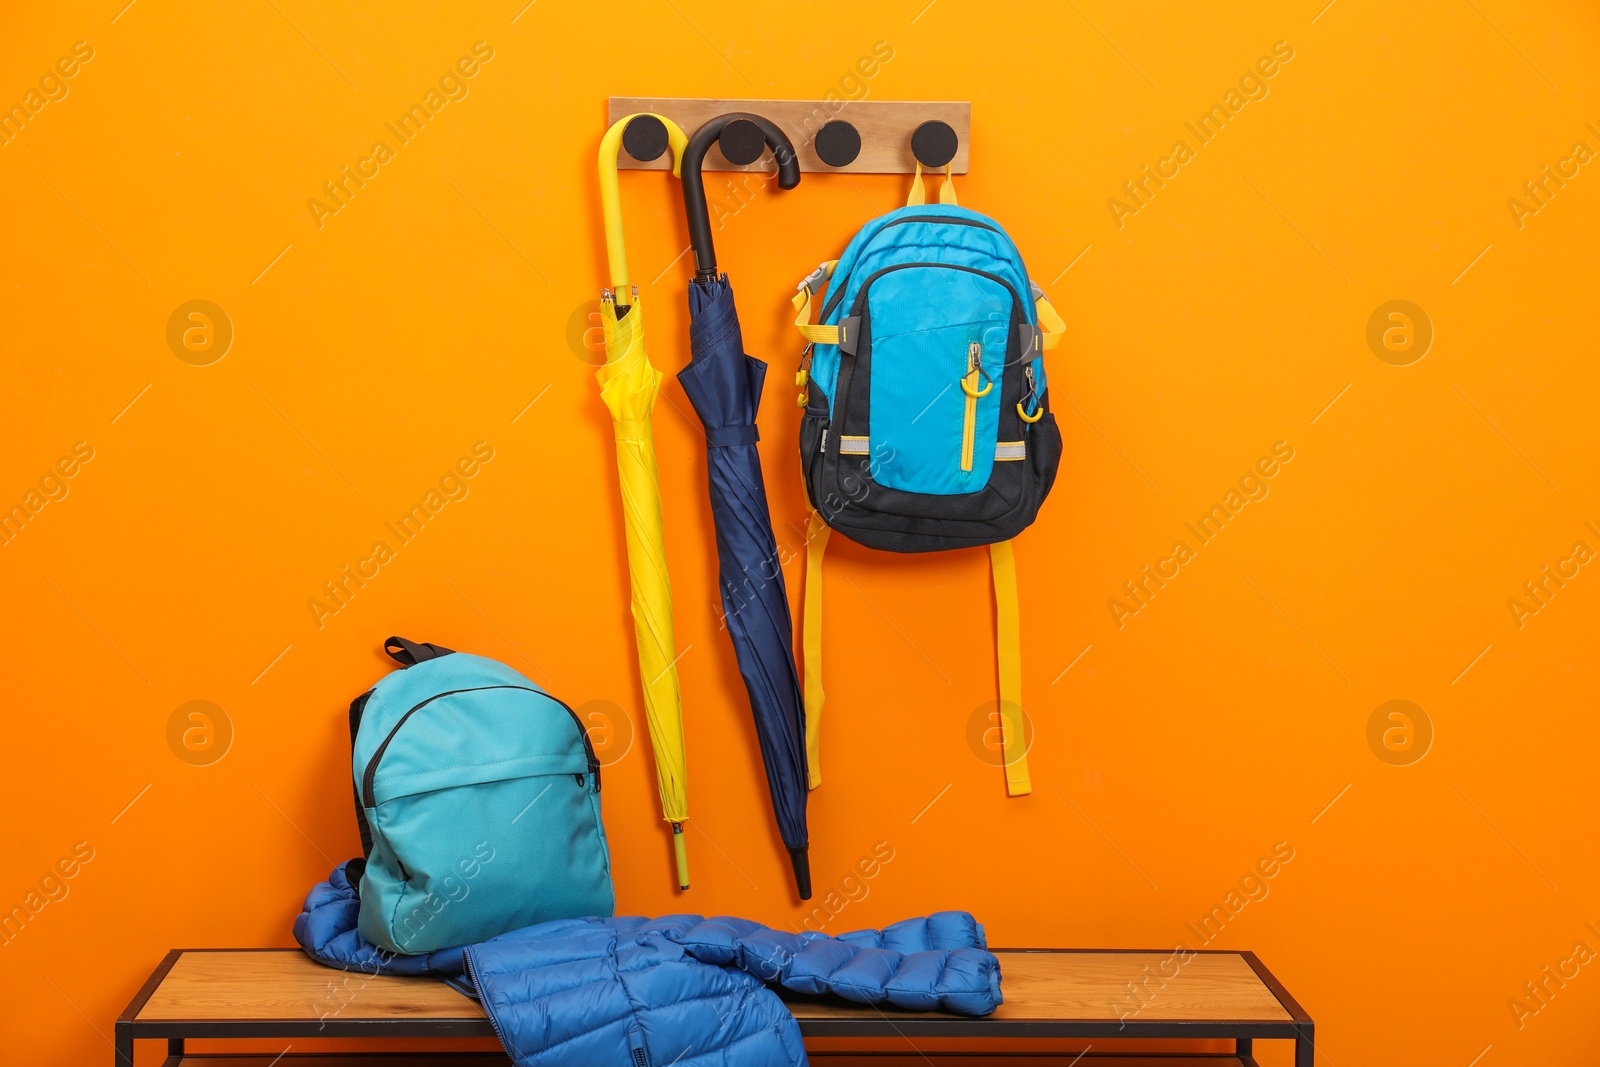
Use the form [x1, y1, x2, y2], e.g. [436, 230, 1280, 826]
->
[4, 2, 1599, 1064]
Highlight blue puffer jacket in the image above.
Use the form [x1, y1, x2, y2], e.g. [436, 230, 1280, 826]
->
[294, 861, 1002, 1066]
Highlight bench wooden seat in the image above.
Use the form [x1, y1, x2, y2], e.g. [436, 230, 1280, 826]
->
[118, 948, 1311, 1066]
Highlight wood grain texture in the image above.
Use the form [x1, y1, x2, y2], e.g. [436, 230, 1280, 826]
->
[607, 98, 970, 174]
[790, 952, 1292, 1022]
[136, 950, 1288, 1024]
[136, 951, 485, 1021]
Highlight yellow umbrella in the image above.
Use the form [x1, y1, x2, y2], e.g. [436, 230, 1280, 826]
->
[597, 113, 692, 889]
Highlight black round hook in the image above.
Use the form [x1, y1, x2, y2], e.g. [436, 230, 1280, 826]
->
[681, 113, 801, 282]
[911, 120, 958, 169]
[718, 119, 767, 165]
[621, 115, 670, 162]
[814, 121, 862, 168]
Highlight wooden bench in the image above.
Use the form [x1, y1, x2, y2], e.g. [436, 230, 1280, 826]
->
[117, 947, 1312, 1066]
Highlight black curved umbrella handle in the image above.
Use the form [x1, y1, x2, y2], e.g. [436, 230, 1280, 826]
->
[682, 113, 802, 282]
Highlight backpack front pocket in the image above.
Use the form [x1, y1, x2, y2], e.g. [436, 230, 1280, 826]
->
[855, 264, 1017, 496]
[365, 766, 613, 954]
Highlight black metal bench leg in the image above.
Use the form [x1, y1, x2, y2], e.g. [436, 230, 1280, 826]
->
[114, 1022, 133, 1067]
[1236, 1036, 1253, 1063]
[168, 1036, 186, 1060]
[1296, 1020, 1315, 1067]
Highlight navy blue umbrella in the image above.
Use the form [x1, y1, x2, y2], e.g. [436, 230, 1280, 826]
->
[677, 114, 811, 899]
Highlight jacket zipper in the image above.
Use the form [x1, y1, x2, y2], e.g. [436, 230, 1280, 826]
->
[627, 1023, 650, 1067]
[961, 341, 982, 472]
[461, 949, 512, 1051]
[361, 685, 600, 809]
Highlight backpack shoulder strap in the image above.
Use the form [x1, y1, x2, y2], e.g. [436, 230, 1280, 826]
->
[792, 260, 841, 346]
[990, 540, 1031, 796]
[348, 691, 376, 858]
[803, 527, 1032, 798]
[1030, 281, 1067, 352]
[803, 510, 830, 789]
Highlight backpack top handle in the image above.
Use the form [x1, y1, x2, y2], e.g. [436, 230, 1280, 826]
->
[383, 636, 456, 666]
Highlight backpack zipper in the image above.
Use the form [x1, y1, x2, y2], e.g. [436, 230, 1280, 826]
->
[818, 213, 1005, 322]
[361, 685, 600, 809]
[1022, 363, 1040, 420]
[849, 261, 1023, 316]
[961, 341, 982, 472]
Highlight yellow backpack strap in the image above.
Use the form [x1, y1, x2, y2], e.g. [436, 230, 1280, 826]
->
[906, 162, 958, 206]
[990, 540, 1030, 797]
[791, 260, 841, 346]
[1032, 281, 1067, 352]
[803, 510, 830, 789]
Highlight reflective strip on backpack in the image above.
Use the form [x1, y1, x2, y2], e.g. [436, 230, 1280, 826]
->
[839, 436, 1023, 461]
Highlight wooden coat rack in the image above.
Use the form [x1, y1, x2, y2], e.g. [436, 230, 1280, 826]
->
[608, 97, 970, 174]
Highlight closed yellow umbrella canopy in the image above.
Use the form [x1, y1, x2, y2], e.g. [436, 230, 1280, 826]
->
[596, 113, 691, 889]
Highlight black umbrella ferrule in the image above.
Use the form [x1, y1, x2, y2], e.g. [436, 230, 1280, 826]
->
[682, 113, 802, 283]
[789, 847, 812, 901]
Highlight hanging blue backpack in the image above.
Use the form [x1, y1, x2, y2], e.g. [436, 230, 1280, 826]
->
[348, 637, 614, 954]
[790, 167, 1066, 799]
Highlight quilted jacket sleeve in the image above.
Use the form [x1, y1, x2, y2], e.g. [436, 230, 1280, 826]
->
[671, 911, 1003, 1017]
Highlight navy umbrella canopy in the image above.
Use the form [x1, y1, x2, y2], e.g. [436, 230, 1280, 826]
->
[676, 114, 812, 899]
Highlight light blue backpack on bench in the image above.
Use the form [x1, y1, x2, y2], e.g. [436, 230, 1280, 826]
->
[347, 637, 614, 954]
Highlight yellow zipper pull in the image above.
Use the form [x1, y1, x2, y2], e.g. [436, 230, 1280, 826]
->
[961, 342, 993, 398]
[960, 341, 987, 472]
[1017, 363, 1044, 422]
